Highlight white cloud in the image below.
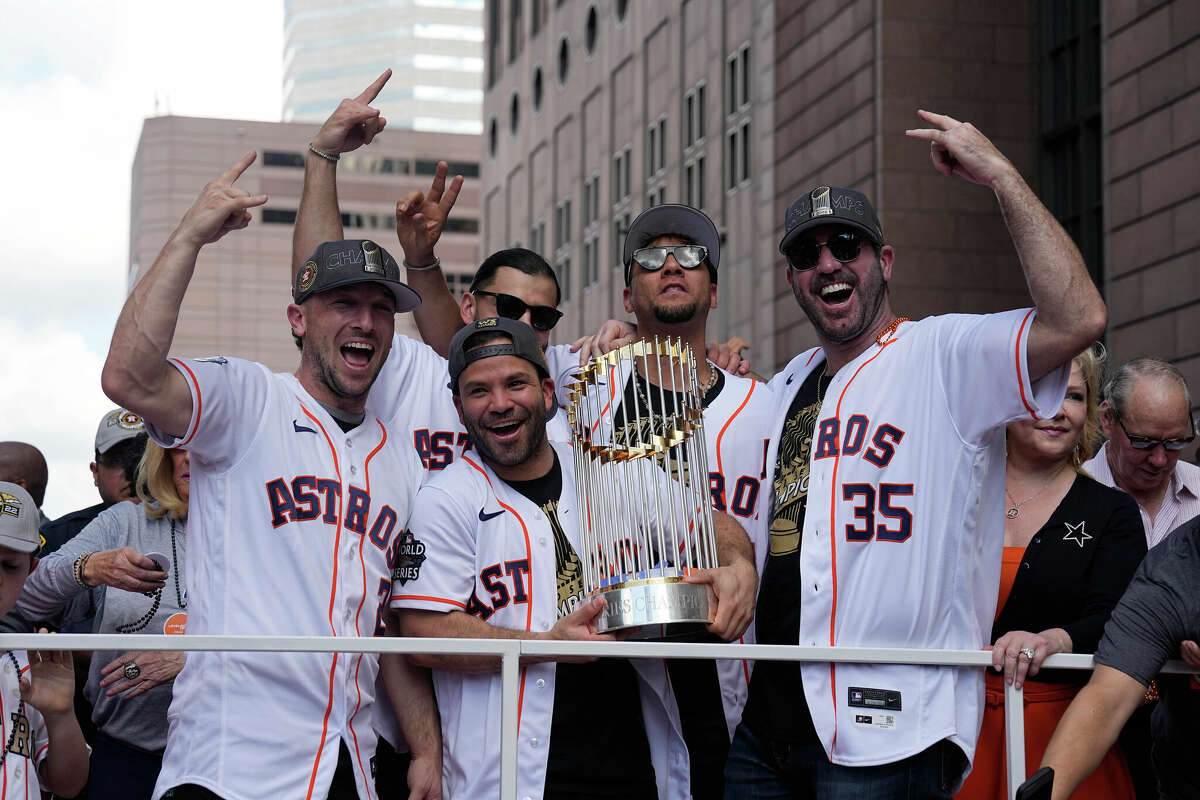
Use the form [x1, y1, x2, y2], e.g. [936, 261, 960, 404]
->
[0, 0, 282, 518]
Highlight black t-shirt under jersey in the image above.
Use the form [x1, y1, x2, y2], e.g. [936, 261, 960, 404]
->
[740, 367, 828, 746]
[504, 452, 657, 799]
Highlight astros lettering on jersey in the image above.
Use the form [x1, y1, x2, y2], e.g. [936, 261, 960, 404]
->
[147, 356, 425, 800]
[763, 309, 1068, 768]
[390, 440, 692, 799]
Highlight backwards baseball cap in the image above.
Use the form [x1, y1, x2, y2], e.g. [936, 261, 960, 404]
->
[447, 317, 550, 392]
[622, 203, 721, 286]
[779, 186, 885, 255]
[95, 408, 146, 455]
[0, 482, 41, 554]
[294, 239, 421, 312]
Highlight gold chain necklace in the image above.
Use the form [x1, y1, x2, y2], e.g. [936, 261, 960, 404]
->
[634, 359, 719, 412]
[1005, 463, 1069, 519]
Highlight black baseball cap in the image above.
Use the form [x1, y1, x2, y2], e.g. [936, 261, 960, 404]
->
[779, 186, 885, 254]
[447, 317, 550, 392]
[622, 203, 721, 285]
[294, 239, 421, 312]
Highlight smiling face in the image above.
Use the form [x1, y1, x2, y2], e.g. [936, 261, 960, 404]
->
[1008, 363, 1088, 466]
[785, 224, 893, 348]
[1101, 375, 1193, 497]
[454, 353, 555, 480]
[622, 235, 717, 328]
[288, 282, 396, 412]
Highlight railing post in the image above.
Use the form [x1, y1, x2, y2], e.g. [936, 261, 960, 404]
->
[501, 646, 520, 800]
[1004, 680, 1026, 800]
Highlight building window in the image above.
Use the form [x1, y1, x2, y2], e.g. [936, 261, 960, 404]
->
[585, 5, 598, 55]
[612, 147, 632, 204]
[583, 174, 600, 227]
[530, 220, 546, 256]
[557, 36, 570, 85]
[531, 0, 543, 37]
[554, 196, 573, 300]
[684, 155, 706, 210]
[725, 44, 751, 191]
[508, 0, 523, 64]
[488, 0, 503, 88]
[510, 92, 521, 134]
[612, 212, 631, 269]
[488, 118, 498, 157]
[1038, 0, 1102, 285]
[532, 66, 544, 111]
[646, 117, 666, 177]
[583, 236, 600, 286]
[415, 159, 479, 178]
[616, 0, 629, 22]
[262, 208, 298, 225]
[263, 151, 305, 168]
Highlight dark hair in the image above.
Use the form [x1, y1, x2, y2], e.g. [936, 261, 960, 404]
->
[471, 248, 561, 306]
[97, 433, 149, 491]
[630, 231, 717, 285]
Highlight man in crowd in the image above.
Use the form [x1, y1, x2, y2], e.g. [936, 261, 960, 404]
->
[101, 153, 439, 799]
[1084, 357, 1200, 548]
[0, 441, 50, 527]
[1037, 514, 1200, 798]
[721, 111, 1106, 797]
[389, 317, 758, 799]
[41, 407, 148, 556]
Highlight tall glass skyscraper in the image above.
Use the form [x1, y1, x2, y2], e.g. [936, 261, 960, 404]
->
[283, 0, 484, 134]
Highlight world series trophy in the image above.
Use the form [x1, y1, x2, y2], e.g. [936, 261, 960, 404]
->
[566, 337, 718, 635]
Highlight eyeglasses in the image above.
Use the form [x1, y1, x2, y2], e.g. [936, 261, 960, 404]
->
[784, 230, 864, 271]
[472, 290, 563, 332]
[1115, 415, 1196, 452]
[631, 245, 709, 271]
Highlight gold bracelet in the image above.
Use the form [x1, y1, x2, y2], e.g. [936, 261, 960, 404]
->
[308, 143, 340, 163]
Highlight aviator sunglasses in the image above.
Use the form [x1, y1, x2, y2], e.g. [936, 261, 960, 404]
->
[632, 244, 709, 271]
[1115, 414, 1196, 452]
[472, 290, 564, 332]
[785, 229, 864, 271]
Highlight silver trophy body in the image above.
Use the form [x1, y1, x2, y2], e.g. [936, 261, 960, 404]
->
[566, 338, 718, 635]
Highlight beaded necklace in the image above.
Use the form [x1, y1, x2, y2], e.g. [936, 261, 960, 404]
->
[117, 519, 186, 633]
[0, 651, 24, 768]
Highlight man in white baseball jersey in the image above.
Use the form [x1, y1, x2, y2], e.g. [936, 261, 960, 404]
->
[389, 317, 759, 800]
[101, 154, 439, 800]
[602, 203, 774, 797]
[721, 112, 1109, 797]
[0, 481, 89, 798]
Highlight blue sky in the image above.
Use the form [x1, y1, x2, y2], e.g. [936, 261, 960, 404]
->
[0, 0, 283, 516]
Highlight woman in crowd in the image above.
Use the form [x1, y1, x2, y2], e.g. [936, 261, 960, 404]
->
[957, 345, 1145, 799]
[19, 442, 188, 800]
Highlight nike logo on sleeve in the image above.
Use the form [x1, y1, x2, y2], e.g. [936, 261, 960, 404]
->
[478, 508, 505, 522]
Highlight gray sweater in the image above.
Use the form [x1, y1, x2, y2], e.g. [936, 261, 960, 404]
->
[17, 501, 187, 752]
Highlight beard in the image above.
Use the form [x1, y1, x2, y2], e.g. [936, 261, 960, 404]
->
[652, 298, 700, 325]
[464, 400, 550, 468]
[794, 257, 888, 344]
[310, 343, 381, 402]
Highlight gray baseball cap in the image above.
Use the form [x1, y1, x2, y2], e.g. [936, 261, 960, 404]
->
[779, 185, 885, 254]
[447, 317, 549, 392]
[622, 203, 720, 285]
[95, 408, 146, 455]
[294, 239, 422, 312]
[0, 482, 40, 554]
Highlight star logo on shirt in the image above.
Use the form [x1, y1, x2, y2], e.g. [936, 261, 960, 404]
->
[1063, 521, 1092, 548]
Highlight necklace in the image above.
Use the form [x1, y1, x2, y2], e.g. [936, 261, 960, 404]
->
[817, 363, 831, 404]
[0, 652, 24, 768]
[876, 316, 910, 345]
[1005, 464, 1069, 519]
[117, 519, 185, 633]
[634, 358, 719, 412]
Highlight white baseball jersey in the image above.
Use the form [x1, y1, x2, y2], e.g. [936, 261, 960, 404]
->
[763, 310, 1069, 769]
[148, 356, 424, 800]
[0, 652, 51, 797]
[364, 334, 577, 748]
[389, 440, 692, 800]
[591, 363, 774, 735]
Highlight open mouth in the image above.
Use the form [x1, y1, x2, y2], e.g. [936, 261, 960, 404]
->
[488, 418, 525, 442]
[340, 341, 375, 368]
[819, 282, 854, 306]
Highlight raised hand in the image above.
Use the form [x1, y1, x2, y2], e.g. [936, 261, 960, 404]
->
[311, 69, 392, 156]
[904, 110, 1017, 188]
[176, 152, 268, 248]
[20, 640, 75, 715]
[395, 160, 465, 266]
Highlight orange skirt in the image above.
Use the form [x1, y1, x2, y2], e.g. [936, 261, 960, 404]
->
[956, 672, 1134, 800]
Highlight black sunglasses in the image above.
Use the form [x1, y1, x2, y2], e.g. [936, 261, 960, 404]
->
[1115, 414, 1196, 452]
[632, 245, 709, 271]
[785, 230, 864, 271]
[472, 290, 563, 332]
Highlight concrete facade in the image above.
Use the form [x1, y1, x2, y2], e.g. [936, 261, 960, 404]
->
[129, 115, 481, 373]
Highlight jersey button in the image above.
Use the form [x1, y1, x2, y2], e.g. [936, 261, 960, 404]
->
[529, 737, 539, 747]
[536, 678, 546, 688]
[539, 538, 547, 546]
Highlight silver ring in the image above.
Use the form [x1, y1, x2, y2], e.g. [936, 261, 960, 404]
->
[1018, 647, 1035, 661]
[123, 663, 141, 680]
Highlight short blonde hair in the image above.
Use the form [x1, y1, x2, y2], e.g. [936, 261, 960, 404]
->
[1073, 343, 1106, 469]
[136, 442, 188, 520]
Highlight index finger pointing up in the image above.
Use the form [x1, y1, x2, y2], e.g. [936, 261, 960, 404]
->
[220, 151, 258, 185]
[357, 68, 393, 104]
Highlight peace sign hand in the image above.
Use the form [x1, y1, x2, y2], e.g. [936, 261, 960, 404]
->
[395, 160, 465, 266]
[176, 151, 268, 248]
[904, 110, 1016, 188]
[311, 69, 392, 156]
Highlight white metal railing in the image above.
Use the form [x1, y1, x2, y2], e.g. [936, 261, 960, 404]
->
[0, 634, 1190, 800]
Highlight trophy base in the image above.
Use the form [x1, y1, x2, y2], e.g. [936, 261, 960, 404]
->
[593, 580, 711, 635]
